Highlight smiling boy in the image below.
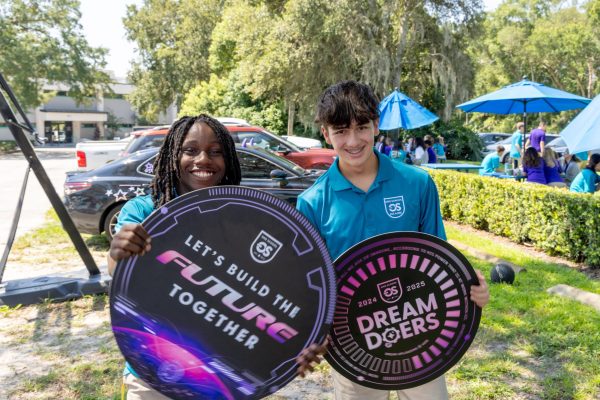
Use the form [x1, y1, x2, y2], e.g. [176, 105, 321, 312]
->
[295, 81, 489, 400]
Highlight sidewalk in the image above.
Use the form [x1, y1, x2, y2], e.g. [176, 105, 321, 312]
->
[0, 146, 76, 252]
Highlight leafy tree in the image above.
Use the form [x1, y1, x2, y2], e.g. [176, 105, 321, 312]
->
[209, 0, 483, 130]
[105, 112, 122, 139]
[0, 0, 110, 109]
[180, 72, 287, 134]
[123, 0, 223, 120]
[467, 0, 600, 132]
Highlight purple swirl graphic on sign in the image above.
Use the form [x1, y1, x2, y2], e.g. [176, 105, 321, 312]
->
[110, 186, 336, 399]
[325, 232, 481, 390]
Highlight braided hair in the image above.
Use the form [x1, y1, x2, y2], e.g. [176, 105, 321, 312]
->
[150, 114, 241, 208]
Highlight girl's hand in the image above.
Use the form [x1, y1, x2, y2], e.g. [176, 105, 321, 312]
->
[109, 223, 151, 261]
[470, 269, 490, 308]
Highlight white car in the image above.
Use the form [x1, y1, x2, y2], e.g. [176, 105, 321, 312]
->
[75, 136, 132, 171]
[547, 136, 600, 157]
[281, 135, 323, 149]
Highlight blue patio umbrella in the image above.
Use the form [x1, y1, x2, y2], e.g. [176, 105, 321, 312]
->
[378, 89, 439, 130]
[457, 78, 590, 148]
[560, 94, 600, 154]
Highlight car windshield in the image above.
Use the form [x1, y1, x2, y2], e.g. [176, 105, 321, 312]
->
[123, 134, 166, 154]
[233, 130, 303, 153]
[248, 147, 306, 175]
[547, 137, 565, 147]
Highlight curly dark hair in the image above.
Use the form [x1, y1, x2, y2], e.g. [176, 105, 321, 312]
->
[150, 114, 241, 208]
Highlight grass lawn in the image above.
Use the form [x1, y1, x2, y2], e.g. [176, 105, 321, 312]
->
[1, 213, 598, 399]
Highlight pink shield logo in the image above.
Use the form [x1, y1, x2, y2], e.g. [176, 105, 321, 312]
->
[377, 277, 403, 304]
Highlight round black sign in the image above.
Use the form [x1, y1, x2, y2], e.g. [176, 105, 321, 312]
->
[325, 232, 481, 390]
[110, 186, 336, 399]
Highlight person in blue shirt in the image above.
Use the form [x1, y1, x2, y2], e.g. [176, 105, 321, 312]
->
[295, 80, 490, 400]
[108, 114, 242, 399]
[570, 153, 600, 193]
[479, 145, 505, 175]
[432, 136, 447, 162]
[509, 122, 524, 168]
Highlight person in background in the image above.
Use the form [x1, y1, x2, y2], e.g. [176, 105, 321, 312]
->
[543, 148, 566, 188]
[383, 136, 394, 157]
[570, 153, 600, 193]
[413, 137, 428, 165]
[560, 151, 581, 185]
[479, 145, 505, 175]
[522, 147, 547, 184]
[433, 136, 447, 162]
[509, 122, 524, 168]
[425, 139, 437, 164]
[375, 134, 386, 153]
[525, 120, 547, 156]
[405, 137, 414, 153]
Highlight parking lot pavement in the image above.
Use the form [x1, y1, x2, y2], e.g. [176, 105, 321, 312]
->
[0, 147, 77, 253]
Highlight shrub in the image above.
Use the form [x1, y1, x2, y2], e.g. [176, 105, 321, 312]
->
[0, 140, 17, 153]
[430, 170, 600, 266]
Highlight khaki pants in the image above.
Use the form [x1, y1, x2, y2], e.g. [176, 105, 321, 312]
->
[332, 370, 449, 400]
[124, 373, 170, 400]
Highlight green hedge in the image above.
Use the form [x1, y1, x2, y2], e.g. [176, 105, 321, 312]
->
[429, 169, 600, 266]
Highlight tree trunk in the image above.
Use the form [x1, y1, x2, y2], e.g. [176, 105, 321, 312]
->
[394, 0, 414, 89]
[287, 101, 295, 136]
[587, 59, 594, 98]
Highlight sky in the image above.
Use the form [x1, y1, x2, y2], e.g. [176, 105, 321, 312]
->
[79, 0, 143, 79]
[79, 0, 503, 79]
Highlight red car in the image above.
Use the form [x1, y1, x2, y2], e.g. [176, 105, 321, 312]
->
[121, 124, 336, 169]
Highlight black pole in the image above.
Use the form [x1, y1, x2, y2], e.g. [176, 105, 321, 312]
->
[0, 166, 30, 282]
[522, 101, 528, 162]
[0, 73, 100, 276]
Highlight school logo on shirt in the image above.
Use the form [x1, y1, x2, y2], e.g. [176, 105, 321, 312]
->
[250, 230, 283, 264]
[384, 196, 405, 218]
[377, 277, 403, 303]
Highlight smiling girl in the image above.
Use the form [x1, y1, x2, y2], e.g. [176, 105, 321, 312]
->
[107, 114, 241, 399]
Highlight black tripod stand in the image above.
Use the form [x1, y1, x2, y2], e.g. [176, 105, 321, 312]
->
[0, 72, 109, 306]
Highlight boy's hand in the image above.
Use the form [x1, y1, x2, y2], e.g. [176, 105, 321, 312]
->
[296, 339, 328, 377]
[109, 223, 151, 261]
[470, 269, 490, 308]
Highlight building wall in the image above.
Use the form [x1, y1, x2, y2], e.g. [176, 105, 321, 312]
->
[0, 74, 175, 143]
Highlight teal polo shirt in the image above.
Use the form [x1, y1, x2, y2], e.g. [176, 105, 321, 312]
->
[114, 194, 156, 379]
[570, 169, 600, 193]
[114, 194, 155, 232]
[479, 152, 500, 175]
[297, 151, 446, 261]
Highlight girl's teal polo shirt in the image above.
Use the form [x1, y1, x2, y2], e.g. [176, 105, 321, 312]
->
[114, 194, 155, 379]
[297, 151, 446, 261]
[114, 194, 155, 232]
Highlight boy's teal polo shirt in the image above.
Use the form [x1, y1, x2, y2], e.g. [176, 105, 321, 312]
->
[297, 150, 446, 261]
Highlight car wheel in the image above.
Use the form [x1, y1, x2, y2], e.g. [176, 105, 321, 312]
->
[103, 203, 124, 242]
